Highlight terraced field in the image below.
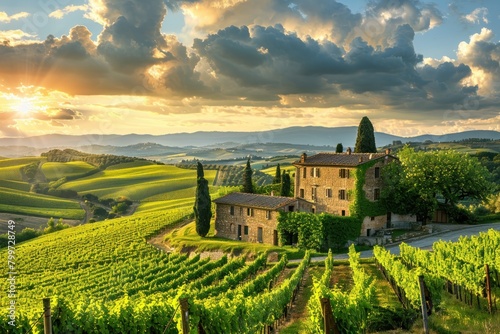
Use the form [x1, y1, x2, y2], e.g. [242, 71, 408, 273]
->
[41, 161, 96, 180]
[0, 187, 84, 220]
[59, 161, 217, 201]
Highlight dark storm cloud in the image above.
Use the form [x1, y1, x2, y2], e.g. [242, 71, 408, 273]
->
[95, 0, 168, 73]
[194, 24, 442, 100]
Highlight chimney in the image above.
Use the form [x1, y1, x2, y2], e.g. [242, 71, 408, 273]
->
[300, 152, 307, 163]
[385, 148, 391, 155]
[270, 191, 274, 196]
[359, 156, 363, 163]
[369, 153, 373, 160]
[346, 147, 352, 155]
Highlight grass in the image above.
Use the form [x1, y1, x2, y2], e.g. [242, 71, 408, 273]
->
[41, 161, 96, 180]
[0, 157, 45, 168]
[166, 220, 309, 259]
[0, 187, 84, 220]
[60, 163, 217, 201]
[0, 157, 46, 181]
[407, 291, 500, 334]
[0, 179, 31, 191]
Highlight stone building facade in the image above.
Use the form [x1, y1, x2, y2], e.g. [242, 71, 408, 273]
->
[293, 148, 415, 236]
[214, 192, 313, 244]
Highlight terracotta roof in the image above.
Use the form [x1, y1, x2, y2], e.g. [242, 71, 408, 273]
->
[213, 192, 297, 210]
[294, 152, 393, 167]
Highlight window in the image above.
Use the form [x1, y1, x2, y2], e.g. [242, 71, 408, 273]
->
[303, 167, 307, 178]
[230, 206, 235, 215]
[311, 167, 320, 178]
[266, 210, 272, 220]
[374, 167, 380, 178]
[374, 188, 380, 201]
[325, 188, 332, 198]
[299, 188, 305, 198]
[370, 216, 375, 221]
[247, 208, 254, 216]
[341, 210, 346, 216]
[339, 168, 350, 178]
[244, 226, 249, 235]
[338, 189, 346, 200]
[311, 187, 317, 201]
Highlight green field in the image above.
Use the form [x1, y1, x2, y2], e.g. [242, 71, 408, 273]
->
[0, 179, 31, 191]
[0, 187, 84, 220]
[60, 162, 217, 201]
[41, 161, 96, 180]
[0, 157, 45, 181]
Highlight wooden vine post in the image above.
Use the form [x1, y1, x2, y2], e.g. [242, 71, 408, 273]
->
[485, 264, 493, 314]
[418, 276, 429, 334]
[179, 298, 190, 334]
[320, 298, 340, 334]
[43, 298, 52, 334]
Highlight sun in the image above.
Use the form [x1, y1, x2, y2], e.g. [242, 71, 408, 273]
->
[12, 97, 35, 116]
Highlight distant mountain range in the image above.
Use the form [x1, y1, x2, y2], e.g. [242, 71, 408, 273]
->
[1, 127, 499, 149]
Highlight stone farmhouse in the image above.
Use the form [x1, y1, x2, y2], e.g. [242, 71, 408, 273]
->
[213, 192, 313, 245]
[214, 147, 415, 244]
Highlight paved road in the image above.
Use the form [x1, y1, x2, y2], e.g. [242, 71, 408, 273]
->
[327, 222, 500, 261]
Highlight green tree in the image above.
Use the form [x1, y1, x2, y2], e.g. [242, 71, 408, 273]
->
[242, 157, 254, 193]
[335, 143, 343, 153]
[273, 164, 281, 184]
[280, 172, 291, 197]
[354, 116, 377, 153]
[194, 162, 212, 237]
[382, 147, 494, 222]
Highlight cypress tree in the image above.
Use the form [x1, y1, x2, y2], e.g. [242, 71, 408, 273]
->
[273, 164, 281, 184]
[280, 172, 291, 197]
[194, 162, 212, 237]
[354, 116, 377, 153]
[335, 143, 343, 153]
[242, 157, 254, 193]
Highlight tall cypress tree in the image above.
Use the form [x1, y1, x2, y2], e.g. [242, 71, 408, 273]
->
[335, 143, 343, 153]
[354, 116, 377, 153]
[280, 172, 291, 197]
[194, 162, 211, 237]
[242, 157, 254, 193]
[273, 163, 281, 184]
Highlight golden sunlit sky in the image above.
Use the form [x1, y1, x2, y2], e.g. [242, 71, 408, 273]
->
[0, 0, 499, 138]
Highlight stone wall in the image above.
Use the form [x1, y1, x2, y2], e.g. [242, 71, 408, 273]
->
[294, 166, 355, 215]
[361, 215, 387, 236]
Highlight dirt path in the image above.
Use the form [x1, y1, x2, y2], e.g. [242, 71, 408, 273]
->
[79, 201, 92, 224]
[147, 217, 192, 253]
[276, 268, 311, 333]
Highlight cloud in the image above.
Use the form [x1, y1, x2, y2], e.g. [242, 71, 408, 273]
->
[32, 108, 83, 121]
[457, 28, 500, 96]
[0, 11, 30, 23]
[49, 5, 89, 19]
[462, 7, 488, 24]
[0, 30, 36, 43]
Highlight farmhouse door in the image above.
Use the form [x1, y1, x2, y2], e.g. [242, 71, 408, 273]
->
[273, 230, 278, 246]
[238, 225, 242, 240]
[258, 227, 263, 243]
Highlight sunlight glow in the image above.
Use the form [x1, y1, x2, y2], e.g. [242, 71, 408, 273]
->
[11, 97, 35, 116]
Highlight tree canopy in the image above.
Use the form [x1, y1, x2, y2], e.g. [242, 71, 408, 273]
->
[194, 162, 212, 237]
[382, 147, 494, 222]
[280, 172, 291, 197]
[354, 116, 377, 153]
[273, 164, 281, 184]
[335, 143, 343, 153]
[242, 157, 254, 193]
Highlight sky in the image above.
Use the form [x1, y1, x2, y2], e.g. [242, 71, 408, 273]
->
[0, 0, 499, 139]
